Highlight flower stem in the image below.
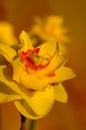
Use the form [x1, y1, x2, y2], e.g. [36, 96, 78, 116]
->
[20, 114, 26, 130]
[29, 120, 36, 130]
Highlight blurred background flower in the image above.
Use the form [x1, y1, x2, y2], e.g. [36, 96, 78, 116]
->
[29, 15, 70, 54]
[0, 22, 17, 46]
[0, 0, 86, 130]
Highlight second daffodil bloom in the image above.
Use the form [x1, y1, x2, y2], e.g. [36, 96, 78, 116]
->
[0, 31, 75, 119]
[30, 15, 69, 42]
[0, 22, 17, 46]
[30, 15, 70, 54]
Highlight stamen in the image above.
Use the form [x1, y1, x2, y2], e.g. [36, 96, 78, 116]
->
[19, 48, 50, 71]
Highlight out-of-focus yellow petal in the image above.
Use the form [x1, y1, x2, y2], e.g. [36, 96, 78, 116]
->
[20, 31, 33, 52]
[44, 16, 69, 42]
[0, 65, 23, 103]
[54, 83, 68, 103]
[30, 15, 69, 43]
[45, 66, 76, 83]
[45, 15, 64, 26]
[0, 22, 17, 46]
[0, 44, 17, 63]
[37, 53, 66, 78]
[15, 85, 54, 119]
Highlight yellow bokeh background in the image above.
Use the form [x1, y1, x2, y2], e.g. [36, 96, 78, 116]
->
[0, 0, 86, 130]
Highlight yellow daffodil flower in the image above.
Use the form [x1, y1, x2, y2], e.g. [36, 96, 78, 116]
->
[0, 31, 75, 119]
[30, 16, 69, 42]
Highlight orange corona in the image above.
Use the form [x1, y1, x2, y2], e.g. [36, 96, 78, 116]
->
[19, 48, 50, 71]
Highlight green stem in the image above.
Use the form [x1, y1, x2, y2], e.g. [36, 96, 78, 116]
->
[20, 115, 26, 130]
[29, 120, 36, 130]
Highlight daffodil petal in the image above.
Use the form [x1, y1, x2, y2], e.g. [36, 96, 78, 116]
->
[20, 31, 33, 51]
[13, 57, 48, 90]
[46, 66, 76, 83]
[0, 65, 22, 93]
[14, 100, 42, 119]
[0, 92, 22, 103]
[55, 66, 76, 82]
[0, 65, 23, 103]
[54, 83, 68, 103]
[13, 57, 23, 83]
[0, 55, 7, 65]
[20, 69, 48, 90]
[0, 44, 17, 63]
[15, 85, 54, 119]
[38, 41, 58, 58]
[37, 53, 66, 78]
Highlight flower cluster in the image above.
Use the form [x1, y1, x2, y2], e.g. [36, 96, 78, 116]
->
[0, 16, 75, 119]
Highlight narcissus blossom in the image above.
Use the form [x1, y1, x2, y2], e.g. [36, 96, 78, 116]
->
[0, 31, 75, 119]
[29, 15, 70, 54]
[30, 15, 69, 43]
